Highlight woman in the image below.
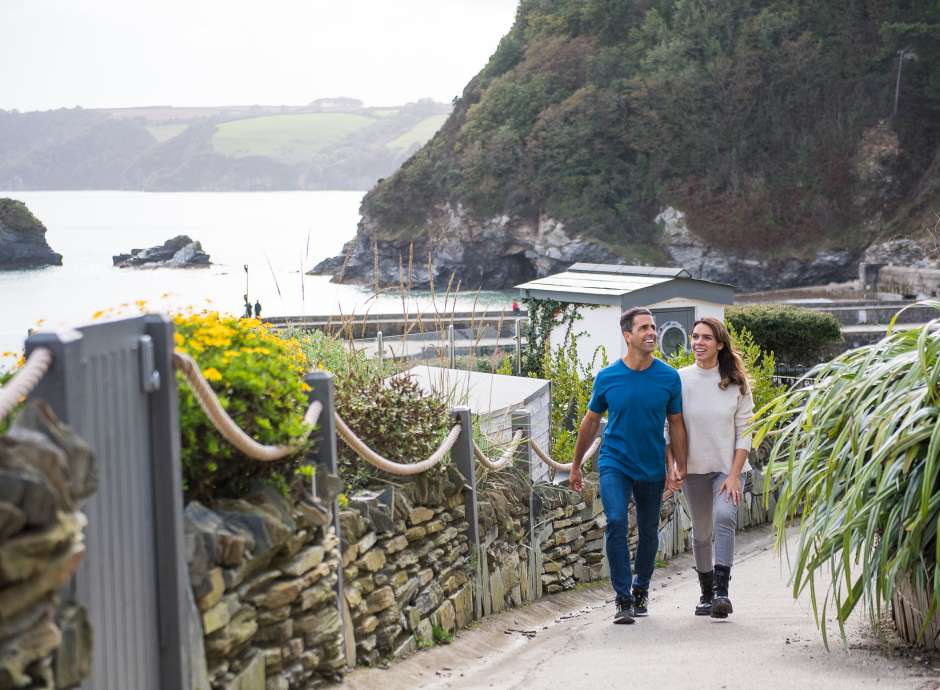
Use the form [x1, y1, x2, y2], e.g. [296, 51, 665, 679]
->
[669, 317, 753, 619]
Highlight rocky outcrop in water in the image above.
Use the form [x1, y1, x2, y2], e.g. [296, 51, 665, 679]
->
[113, 235, 210, 268]
[0, 199, 62, 270]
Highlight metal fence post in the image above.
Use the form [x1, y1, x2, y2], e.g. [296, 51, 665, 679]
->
[376, 330, 384, 368]
[304, 371, 349, 661]
[512, 408, 539, 600]
[450, 406, 482, 617]
[448, 324, 456, 368]
[144, 315, 193, 690]
[514, 318, 522, 375]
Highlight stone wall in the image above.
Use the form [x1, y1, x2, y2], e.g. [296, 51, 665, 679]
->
[875, 265, 940, 299]
[185, 484, 345, 690]
[338, 467, 473, 665]
[476, 467, 536, 615]
[0, 402, 96, 690]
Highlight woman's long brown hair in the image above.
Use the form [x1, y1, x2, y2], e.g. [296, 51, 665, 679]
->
[693, 317, 749, 395]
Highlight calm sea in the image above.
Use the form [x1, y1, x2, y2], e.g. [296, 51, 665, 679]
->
[0, 191, 510, 354]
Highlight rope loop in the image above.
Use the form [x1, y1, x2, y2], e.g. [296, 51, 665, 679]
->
[473, 429, 525, 471]
[530, 435, 601, 473]
[173, 351, 321, 462]
[0, 348, 53, 425]
[334, 412, 461, 475]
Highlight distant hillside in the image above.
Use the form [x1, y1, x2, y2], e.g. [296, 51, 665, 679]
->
[0, 98, 451, 191]
[322, 0, 940, 291]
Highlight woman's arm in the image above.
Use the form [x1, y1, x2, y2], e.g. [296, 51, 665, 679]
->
[719, 390, 756, 505]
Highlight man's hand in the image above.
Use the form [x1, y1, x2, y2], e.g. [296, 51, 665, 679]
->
[570, 463, 583, 492]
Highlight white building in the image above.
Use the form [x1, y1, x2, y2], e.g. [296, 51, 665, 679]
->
[516, 263, 735, 373]
[401, 365, 554, 483]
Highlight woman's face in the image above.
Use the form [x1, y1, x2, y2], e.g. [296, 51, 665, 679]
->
[691, 323, 722, 366]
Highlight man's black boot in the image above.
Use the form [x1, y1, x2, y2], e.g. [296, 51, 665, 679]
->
[711, 565, 733, 618]
[695, 570, 714, 616]
[632, 587, 649, 617]
[614, 595, 635, 624]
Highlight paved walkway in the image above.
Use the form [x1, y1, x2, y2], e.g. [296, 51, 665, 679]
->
[343, 527, 940, 690]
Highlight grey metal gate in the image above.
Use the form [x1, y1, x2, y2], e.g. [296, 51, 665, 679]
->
[25, 314, 192, 690]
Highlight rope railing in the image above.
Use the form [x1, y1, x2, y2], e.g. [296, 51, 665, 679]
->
[530, 435, 601, 473]
[334, 412, 462, 476]
[0, 347, 53, 424]
[473, 429, 525, 471]
[172, 351, 323, 462]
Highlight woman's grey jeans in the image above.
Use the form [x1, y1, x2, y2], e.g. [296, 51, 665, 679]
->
[683, 472, 741, 572]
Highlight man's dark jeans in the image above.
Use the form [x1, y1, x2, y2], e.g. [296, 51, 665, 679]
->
[599, 464, 664, 600]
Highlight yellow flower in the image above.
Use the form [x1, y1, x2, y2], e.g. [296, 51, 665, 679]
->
[91, 310, 106, 320]
[174, 333, 185, 347]
[135, 299, 148, 312]
[202, 367, 222, 382]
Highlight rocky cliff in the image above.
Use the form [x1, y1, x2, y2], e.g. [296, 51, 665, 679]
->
[0, 199, 62, 270]
[316, 1, 940, 291]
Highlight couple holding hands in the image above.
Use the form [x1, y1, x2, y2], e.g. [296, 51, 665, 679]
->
[570, 307, 754, 624]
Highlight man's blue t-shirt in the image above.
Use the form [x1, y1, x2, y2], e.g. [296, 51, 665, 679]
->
[588, 358, 682, 481]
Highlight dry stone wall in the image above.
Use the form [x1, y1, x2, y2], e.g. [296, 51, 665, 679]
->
[0, 402, 96, 690]
[339, 467, 473, 665]
[185, 484, 344, 690]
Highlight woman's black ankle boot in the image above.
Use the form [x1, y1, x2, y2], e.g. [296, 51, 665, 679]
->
[695, 570, 714, 616]
[711, 565, 733, 618]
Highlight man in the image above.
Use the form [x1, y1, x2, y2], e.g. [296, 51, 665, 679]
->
[254, 300, 262, 318]
[570, 307, 688, 624]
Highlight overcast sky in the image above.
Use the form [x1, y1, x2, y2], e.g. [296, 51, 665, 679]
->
[1, 0, 519, 111]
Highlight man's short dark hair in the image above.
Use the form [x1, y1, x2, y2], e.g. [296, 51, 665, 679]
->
[620, 307, 653, 333]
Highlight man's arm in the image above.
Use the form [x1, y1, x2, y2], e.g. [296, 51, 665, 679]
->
[570, 410, 602, 491]
[667, 412, 688, 479]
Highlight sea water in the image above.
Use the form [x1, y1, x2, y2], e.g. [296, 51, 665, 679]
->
[0, 190, 510, 353]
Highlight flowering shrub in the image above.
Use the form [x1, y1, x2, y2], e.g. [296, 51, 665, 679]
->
[0, 352, 22, 435]
[174, 311, 312, 501]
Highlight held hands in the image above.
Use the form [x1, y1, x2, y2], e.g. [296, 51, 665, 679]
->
[719, 474, 742, 506]
[666, 463, 685, 492]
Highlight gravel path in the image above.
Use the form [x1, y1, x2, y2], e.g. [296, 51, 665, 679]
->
[343, 526, 940, 690]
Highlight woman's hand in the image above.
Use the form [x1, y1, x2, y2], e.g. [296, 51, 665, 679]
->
[570, 464, 583, 492]
[719, 474, 742, 506]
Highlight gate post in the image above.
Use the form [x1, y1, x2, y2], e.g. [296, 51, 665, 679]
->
[450, 406, 482, 617]
[304, 371, 350, 660]
[512, 409, 539, 599]
[145, 315, 193, 690]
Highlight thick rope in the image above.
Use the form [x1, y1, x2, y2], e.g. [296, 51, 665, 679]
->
[0, 348, 53, 424]
[172, 351, 322, 462]
[473, 429, 525, 471]
[530, 435, 601, 472]
[334, 412, 462, 476]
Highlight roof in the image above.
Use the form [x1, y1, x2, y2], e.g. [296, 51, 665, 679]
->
[515, 263, 735, 306]
[401, 365, 549, 415]
[568, 263, 692, 278]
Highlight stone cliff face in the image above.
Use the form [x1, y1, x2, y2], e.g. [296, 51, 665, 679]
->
[313, 203, 863, 292]
[312, 203, 621, 290]
[0, 199, 62, 270]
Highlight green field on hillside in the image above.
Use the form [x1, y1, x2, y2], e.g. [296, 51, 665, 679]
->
[387, 114, 448, 151]
[147, 124, 188, 142]
[213, 113, 375, 164]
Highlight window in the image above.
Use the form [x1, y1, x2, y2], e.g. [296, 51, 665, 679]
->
[659, 321, 688, 355]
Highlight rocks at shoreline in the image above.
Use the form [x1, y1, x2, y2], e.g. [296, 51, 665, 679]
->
[113, 235, 210, 268]
[0, 199, 63, 270]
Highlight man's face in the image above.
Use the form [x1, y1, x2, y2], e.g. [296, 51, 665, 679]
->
[624, 314, 657, 354]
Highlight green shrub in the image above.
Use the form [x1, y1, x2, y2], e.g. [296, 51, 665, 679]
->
[540, 330, 606, 469]
[295, 332, 451, 491]
[726, 304, 842, 366]
[753, 302, 940, 643]
[174, 312, 313, 501]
